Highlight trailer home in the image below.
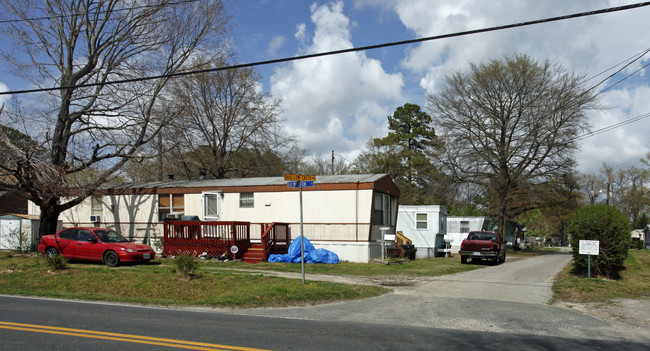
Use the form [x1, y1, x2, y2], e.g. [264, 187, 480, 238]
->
[396, 205, 448, 258]
[28, 174, 400, 263]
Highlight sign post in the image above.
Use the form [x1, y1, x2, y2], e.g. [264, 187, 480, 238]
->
[284, 174, 316, 284]
[579, 240, 599, 279]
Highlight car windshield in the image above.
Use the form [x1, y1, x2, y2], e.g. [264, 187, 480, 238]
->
[468, 232, 496, 241]
[94, 229, 129, 243]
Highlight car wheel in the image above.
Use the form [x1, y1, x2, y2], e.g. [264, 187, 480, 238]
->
[45, 247, 59, 257]
[103, 251, 119, 267]
[461, 256, 468, 264]
[501, 252, 506, 263]
[492, 255, 499, 265]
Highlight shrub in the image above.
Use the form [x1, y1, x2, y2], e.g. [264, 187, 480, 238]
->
[44, 254, 68, 271]
[173, 254, 200, 278]
[568, 204, 630, 279]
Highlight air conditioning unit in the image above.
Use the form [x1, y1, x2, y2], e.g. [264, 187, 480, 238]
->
[166, 212, 183, 220]
[90, 215, 101, 223]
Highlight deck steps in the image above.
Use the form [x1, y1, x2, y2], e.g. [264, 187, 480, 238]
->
[242, 243, 266, 263]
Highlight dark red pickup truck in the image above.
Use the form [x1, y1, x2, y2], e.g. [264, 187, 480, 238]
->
[459, 231, 506, 265]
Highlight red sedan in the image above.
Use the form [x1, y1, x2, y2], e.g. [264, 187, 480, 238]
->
[38, 227, 155, 267]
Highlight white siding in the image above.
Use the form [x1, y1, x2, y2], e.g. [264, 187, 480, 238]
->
[396, 205, 448, 258]
[28, 179, 396, 262]
[445, 216, 489, 252]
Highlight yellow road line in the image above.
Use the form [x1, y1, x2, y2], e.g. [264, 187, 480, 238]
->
[0, 321, 271, 351]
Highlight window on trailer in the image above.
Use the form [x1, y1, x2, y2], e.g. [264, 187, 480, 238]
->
[91, 196, 102, 217]
[416, 213, 428, 229]
[203, 192, 220, 220]
[460, 220, 470, 233]
[239, 192, 254, 208]
[373, 193, 392, 226]
[158, 194, 184, 221]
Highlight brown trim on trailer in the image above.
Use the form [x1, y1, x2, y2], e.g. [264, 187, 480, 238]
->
[99, 175, 401, 196]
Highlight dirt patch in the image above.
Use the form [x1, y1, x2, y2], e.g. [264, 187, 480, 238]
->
[369, 275, 419, 287]
[554, 298, 650, 328]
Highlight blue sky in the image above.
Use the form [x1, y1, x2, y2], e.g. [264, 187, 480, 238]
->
[225, 0, 650, 176]
[2, 0, 650, 176]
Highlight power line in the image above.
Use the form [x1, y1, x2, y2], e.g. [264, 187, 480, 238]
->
[0, 0, 200, 24]
[599, 60, 650, 94]
[585, 48, 650, 82]
[577, 112, 650, 141]
[585, 48, 650, 96]
[2, 1, 650, 96]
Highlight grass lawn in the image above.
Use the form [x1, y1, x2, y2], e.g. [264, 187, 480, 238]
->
[552, 249, 650, 303]
[0, 253, 388, 308]
[202, 255, 482, 277]
[2, 247, 644, 308]
[0, 252, 481, 308]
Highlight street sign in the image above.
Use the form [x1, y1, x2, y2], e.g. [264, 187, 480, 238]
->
[284, 174, 316, 181]
[579, 240, 599, 255]
[287, 181, 314, 188]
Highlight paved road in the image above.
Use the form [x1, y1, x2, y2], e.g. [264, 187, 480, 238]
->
[1, 294, 647, 351]
[2, 250, 648, 350]
[224, 251, 649, 343]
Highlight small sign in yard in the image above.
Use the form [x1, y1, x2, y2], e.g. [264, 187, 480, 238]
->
[579, 240, 599, 255]
[579, 240, 599, 279]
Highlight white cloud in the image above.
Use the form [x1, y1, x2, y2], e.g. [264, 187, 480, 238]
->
[295, 23, 307, 43]
[267, 35, 286, 56]
[384, 0, 650, 173]
[578, 85, 650, 174]
[0, 82, 9, 107]
[271, 1, 403, 160]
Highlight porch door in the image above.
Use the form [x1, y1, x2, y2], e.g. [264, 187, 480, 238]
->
[203, 192, 221, 221]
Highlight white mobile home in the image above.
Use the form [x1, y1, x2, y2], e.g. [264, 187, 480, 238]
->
[396, 205, 447, 258]
[445, 216, 491, 252]
[28, 174, 400, 263]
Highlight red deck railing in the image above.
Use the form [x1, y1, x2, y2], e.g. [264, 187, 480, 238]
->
[261, 222, 291, 260]
[163, 220, 251, 259]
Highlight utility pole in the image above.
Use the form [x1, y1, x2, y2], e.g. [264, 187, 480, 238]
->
[331, 150, 334, 175]
[607, 167, 611, 205]
[157, 132, 163, 181]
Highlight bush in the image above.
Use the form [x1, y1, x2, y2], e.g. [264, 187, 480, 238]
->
[173, 254, 200, 278]
[44, 254, 68, 271]
[630, 240, 644, 250]
[568, 204, 630, 279]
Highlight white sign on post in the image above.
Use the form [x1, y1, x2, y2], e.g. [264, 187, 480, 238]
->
[579, 240, 599, 255]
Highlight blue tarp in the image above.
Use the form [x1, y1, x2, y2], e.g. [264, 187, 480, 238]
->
[268, 235, 340, 264]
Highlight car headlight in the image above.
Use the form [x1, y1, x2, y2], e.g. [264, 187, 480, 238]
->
[126, 248, 134, 253]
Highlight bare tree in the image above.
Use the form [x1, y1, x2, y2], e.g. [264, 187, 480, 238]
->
[0, 0, 231, 236]
[301, 153, 350, 176]
[427, 54, 597, 239]
[165, 57, 292, 179]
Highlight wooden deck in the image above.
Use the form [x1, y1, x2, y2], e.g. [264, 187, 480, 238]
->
[163, 220, 290, 263]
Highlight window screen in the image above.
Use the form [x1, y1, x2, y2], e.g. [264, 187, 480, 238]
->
[239, 192, 254, 208]
[416, 213, 428, 229]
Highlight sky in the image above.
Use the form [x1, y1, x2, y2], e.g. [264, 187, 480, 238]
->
[227, 0, 650, 175]
[1, 0, 650, 176]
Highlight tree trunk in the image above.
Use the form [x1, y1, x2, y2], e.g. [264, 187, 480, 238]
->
[39, 198, 62, 238]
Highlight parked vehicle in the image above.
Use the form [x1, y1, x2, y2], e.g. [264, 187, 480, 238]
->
[38, 227, 155, 267]
[459, 231, 506, 265]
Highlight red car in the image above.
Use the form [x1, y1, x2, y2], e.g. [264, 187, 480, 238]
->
[38, 227, 155, 267]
